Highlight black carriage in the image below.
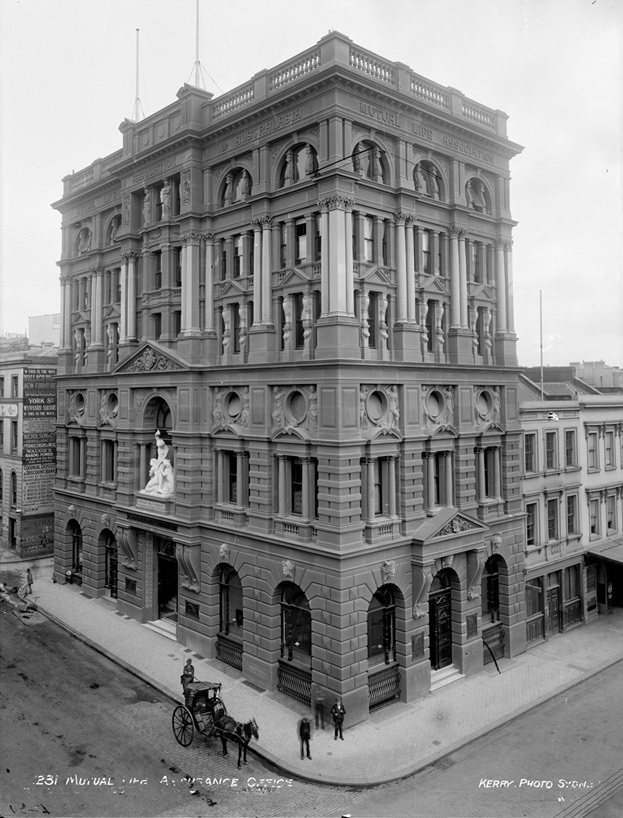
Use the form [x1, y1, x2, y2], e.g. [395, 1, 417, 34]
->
[171, 681, 227, 747]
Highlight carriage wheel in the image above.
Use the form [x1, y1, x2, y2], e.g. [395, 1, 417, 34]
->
[172, 706, 194, 747]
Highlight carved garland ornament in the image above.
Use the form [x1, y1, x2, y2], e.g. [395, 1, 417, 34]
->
[125, 348, 183, 373]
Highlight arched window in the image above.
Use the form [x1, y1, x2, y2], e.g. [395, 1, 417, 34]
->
[278, 144, 318, 188]
[367, 586, 396, 665]
[353, 140, 389, 184]
[219, 566, 243, 640]
[68, 520, 83, 574]
[280, 582, 311, 663]
[465, 178, 492, 215]
[10, 471, 17, 506]
[481, 555, 502, 622]
[221, 168, 252, 206]
[414, 160, 443, 200]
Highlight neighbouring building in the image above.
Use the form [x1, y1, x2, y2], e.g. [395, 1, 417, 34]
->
[52, 32, 526, 723]
[0, 347, 57, 558]
[29, 314, 62, 348]
[569, 361, 623, 392]
[519, 373, 623, 643]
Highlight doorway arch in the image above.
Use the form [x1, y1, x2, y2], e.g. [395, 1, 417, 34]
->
[429, 568, 459, 670]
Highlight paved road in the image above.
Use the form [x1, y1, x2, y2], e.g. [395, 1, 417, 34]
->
[0, 591, 370, 818]
[348, 659, 623, 818]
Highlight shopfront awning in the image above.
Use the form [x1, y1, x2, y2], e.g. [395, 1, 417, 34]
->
[587, 537, 623, 565]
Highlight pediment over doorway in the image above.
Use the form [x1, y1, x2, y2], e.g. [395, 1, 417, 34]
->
[413, 507, 488, 546]
[114, 342, 186, 374]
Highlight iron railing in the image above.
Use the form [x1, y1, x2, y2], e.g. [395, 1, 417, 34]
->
[277, 661, 311, 706]
[216, 634, 243, 671]
[369, 664, 400, 712]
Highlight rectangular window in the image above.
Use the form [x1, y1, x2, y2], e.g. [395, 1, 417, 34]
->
[363, 216, 374, 261]
[526, 502, 537, 546]
[152, 313, 162, 340]
[427, 451, 453, 508]
[11, 375, 19, 397]
[425, 300, 435, 353]
[290, 459, 303, 516]
[0, 377, 4, 397]
[563, 565, 580, 600]
[373, 457, 394, 517]
[280, 223, 287, 269]
[314, 214, 322, 260]
[294, 293, 304, 348]
[565, 429, 576, 468]
[587, 432, 598, 470]
[69, 438, 84, 478]
[114, 269, 121, 303]
[422, 229, 431, 274]
[483, 447, 499, 498]
[295, 221, 307, 264]
[605, 431, 614, 468]
[225, 451, 238, 504]
[547, 498, 558, 540]
[524, 433, 536, 473]
[368, 292, 378, 348]
[172, 249, 182, 288]
[590, 497, 600, 535]
[545, 431, 557, 470]
[10, 421, 18, 453]
[231, 304, 240, 354]
[525, 579, 543, 618]
[233, 236, 243, 278]
[101, 440, 116, 483]
[220, 241, 227, 281]
[0, 421, 4, 451]
[607, 495, 616, 531]
[173, 311, 181, 337]
[153, 251, 162, 290]
[566, 495, 578, 535]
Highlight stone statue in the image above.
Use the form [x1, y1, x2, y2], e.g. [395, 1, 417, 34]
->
[142, 430, 175, 497]
[143, 188, 151, 224]
[160, 180, 171, 219]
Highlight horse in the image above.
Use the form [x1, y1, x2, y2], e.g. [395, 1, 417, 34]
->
[214, 715, 259, 769]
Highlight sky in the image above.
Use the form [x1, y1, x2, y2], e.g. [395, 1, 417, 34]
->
[0, 0, 621, 367]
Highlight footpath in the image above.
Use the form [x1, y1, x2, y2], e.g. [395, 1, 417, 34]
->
[2, 554, 623, 788]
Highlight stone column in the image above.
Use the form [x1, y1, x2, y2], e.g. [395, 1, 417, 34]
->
[395, 214, 408, 321]
[61, 279, 72, 350]
[127, 253, 138, 340]
[495, 241, 507, 332]
[91, 268, 103, 347]
[181, 233, 201, 334]
[278, 456, 286, 515]
[405, 219, 416, 320]
[388, 456, 397, 517]
[476, 448, 485, 503]
[120, 256, 128, 341]
[505, 242, 515, 332]
[449, 227, 460, 327]
[458, 230, 468, 328]
[445, 452, 453, 505]
[252, 221, 262, 325]
[216, 450, 224, 504]
[261, 218, 273, 324]
[345, 204, 354, 315]
[319, 204, 330, 317]
[204, 234, 215, 332]
[366, 458, 376, 522]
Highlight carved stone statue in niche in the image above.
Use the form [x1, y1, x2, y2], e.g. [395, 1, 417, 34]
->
[142, 430, 175, 498]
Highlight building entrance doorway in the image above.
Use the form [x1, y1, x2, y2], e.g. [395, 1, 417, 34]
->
[105, 541, 118, 599]
[546, 585, 561, 635]
[429, 588, 452, 670]
[156, 538, 178, 622]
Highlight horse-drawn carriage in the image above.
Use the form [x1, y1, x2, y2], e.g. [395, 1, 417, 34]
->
[172, 680, 258, 768]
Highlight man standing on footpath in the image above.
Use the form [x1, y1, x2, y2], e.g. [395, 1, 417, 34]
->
[331, 698, 346, 741]
[298, 717, 312, 759]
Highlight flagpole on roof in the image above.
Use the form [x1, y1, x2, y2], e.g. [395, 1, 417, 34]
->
[132, 28, 145, 121]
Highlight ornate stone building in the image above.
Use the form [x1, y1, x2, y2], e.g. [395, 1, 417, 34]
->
[52, 32, 525, 723]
